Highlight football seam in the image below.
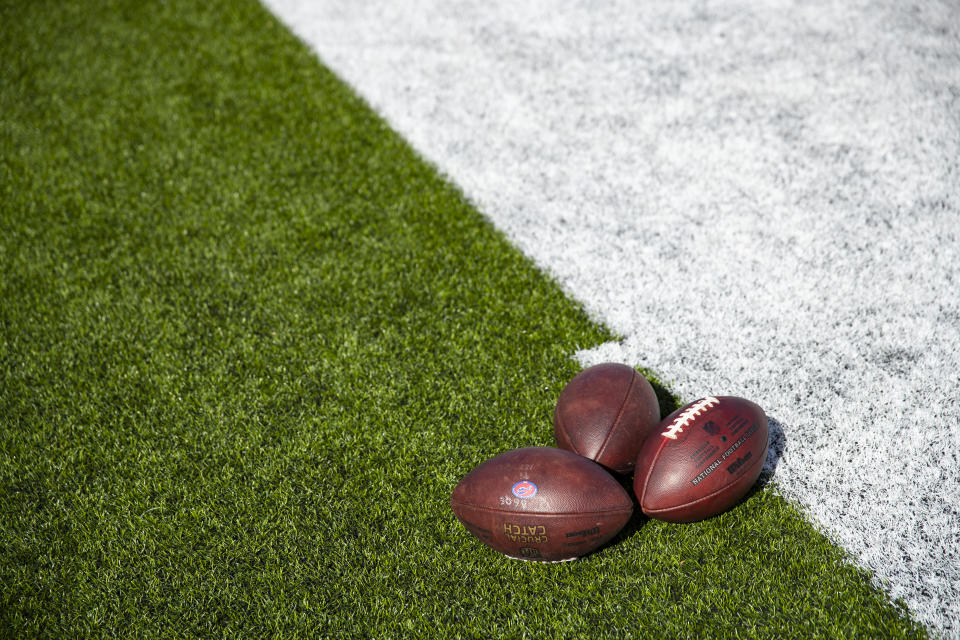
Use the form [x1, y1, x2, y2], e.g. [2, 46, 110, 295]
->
[554, 410, 581, 455]
[450, 500, 634, 517]
[637, 423, 671, 507]
[593, 369, 637, 464]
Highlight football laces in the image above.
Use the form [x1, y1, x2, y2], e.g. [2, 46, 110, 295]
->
[661, 397, 720, 440]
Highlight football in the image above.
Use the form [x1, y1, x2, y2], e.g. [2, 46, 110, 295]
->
[450, 447, 634, 562]
[634, 396, 769, 523]
[553, 363, 661, 474]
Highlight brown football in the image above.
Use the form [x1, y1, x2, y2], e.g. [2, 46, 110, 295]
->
[450, 447, 634, 562]
[553, 363, 661, 474]
[634, 396, 769, 523]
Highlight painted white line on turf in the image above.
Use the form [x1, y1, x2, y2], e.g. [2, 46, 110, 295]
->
[261, 0, 960, 634]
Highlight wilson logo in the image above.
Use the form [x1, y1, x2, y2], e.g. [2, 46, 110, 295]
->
[661, 397, 720, 440]
[727, 451, 753, 475]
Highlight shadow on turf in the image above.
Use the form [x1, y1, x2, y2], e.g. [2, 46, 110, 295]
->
[758, 415, 786, 489]
[644, 374, 681, 419]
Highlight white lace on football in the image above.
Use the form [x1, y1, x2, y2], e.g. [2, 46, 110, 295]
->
[661, 397, 719, 440]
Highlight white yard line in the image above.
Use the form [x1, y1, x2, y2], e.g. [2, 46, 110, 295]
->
[262, 0, 960, 633]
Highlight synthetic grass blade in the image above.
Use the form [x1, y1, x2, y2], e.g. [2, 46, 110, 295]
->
[0, 1, 926, 637]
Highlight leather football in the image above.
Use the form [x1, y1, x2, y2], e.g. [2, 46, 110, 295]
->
[553, 363, 660, 474]
[634, 396, 768, 522]
[450, 447, 634, 562]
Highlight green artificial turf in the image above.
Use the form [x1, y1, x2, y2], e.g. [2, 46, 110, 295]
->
[0, 1, 926, 637]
